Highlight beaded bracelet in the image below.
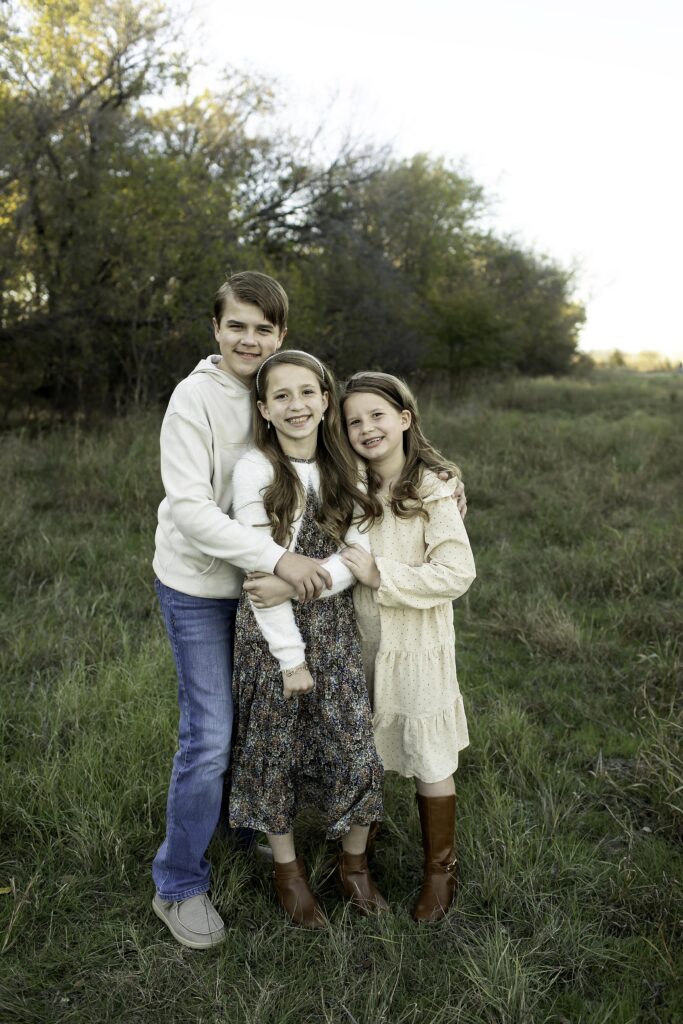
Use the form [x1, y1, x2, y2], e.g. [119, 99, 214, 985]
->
[281, 661, 309, 679]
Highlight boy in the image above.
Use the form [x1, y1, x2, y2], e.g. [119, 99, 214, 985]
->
[152, 272, 332, 948]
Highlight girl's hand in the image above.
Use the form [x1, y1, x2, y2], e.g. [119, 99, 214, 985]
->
[244, 574, 297, 608]
[275, 551, 333, 601]
[282, 663, 315, 699]
[437, 472, 467, 520]
[340, 544, 381, 589]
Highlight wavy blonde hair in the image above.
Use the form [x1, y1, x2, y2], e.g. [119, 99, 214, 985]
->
[340, 371, 462, 522]
[253, 352, 381, 546]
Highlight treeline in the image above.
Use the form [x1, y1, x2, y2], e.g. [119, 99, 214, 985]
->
[0, 0, 585, 417]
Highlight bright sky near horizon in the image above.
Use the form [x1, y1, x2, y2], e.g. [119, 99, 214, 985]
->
[193, 0, 683, 359]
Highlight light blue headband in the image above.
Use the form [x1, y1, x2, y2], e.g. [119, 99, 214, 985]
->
[255, 350, 326, 394]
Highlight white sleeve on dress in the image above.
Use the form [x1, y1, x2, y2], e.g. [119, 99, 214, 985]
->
[232, 453, 306, 671]
[374, 496, 476, 610]
[317, 516, 372, 599]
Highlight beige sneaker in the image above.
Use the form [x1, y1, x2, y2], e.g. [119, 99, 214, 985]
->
[152, 893, 226, 949]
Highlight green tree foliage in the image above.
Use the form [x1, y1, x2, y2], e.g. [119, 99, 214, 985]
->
[1, 0, 585, 418]
[282, 156, 484, 377]
[1, 0, 185, 407]
[289, 155, 583, 381]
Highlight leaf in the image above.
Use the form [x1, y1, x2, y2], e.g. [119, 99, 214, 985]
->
[0, 887, 12, 895]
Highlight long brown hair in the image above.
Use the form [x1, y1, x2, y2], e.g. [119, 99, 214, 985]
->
[253, 351, 381, 546]
[340, 372, 462, 521]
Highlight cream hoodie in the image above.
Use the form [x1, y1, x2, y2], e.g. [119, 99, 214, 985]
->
[153, 356, 286, 598]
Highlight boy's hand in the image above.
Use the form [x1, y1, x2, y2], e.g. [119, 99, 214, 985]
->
[274, 551, 333, 602]
[244, 574, 297, 608]
[340, 544, 381, 589]
[282, 663, 315, 699]
[437, 471, 467, 520]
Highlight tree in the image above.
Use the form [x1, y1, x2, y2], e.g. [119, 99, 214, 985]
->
[290, 155, 583, 381]
[0, 1, 586, 418]
[0, 1, 391, 412]
[0, 0, 188, 408]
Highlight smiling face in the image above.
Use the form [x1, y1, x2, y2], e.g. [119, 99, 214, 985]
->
[343, 391, 411, 470]
[213, 297, 285, 382]
[257, 363, 329, 458]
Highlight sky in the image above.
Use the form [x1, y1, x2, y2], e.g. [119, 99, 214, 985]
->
[191, 0, 683, 358]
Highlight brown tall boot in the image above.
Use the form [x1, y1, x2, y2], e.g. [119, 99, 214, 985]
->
[273, 856, 327, 929]
[337, 848, 390, 916]
[412, 793, 458, 923]
[366, 821, 381, 860]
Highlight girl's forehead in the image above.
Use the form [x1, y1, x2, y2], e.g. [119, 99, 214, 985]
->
[266, 363, 321, 391]
[344, 391, 396, 415]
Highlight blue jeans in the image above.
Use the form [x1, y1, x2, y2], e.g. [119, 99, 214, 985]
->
[153, 580, 239, 901]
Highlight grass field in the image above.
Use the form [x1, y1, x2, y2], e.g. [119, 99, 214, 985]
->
[1, 371, 681, 1024]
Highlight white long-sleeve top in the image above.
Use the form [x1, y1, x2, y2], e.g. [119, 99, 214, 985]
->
[231, 448, 370, 670]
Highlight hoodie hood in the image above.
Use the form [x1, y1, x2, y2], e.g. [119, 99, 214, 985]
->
[190, 355, 251, 394]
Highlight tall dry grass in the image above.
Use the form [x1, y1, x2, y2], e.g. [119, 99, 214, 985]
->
[1, 372, 681, 1023]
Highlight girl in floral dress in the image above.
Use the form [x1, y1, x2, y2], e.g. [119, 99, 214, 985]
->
[340, 372, 476, 923]
[228, 351, 386, 927]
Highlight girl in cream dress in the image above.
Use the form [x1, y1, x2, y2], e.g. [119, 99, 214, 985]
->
[340, 372, 476, 923]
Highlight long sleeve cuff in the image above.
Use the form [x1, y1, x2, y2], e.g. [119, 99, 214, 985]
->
[249, 601, 306, 671]
[374, 556, 475, 609]
[316, 516, 372, 599]
[260, 540, 288, 576]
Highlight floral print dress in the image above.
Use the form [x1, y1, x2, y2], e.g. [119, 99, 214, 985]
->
[229, 488, 384, 838]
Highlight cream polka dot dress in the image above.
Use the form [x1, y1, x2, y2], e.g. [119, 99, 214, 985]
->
[353, 472, 476, 783]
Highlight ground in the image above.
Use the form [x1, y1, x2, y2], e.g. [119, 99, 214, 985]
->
[1, 371, 681, 1023]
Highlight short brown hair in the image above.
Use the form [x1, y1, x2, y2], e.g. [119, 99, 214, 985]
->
[213, 271, 289, 332]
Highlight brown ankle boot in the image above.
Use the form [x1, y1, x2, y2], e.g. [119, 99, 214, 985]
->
[273, 856, 326, 929]
[337, 848, 390, 916]
[366, 821, 381, 859]
[412, 793, 458, 923]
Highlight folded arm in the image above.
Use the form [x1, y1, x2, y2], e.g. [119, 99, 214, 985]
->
[244, 514, 372, 607]
[374, 498, 475, 610]
[161, 411, 285, 573]
[231, 454, 310, 670]
[317, 517, 372, 597]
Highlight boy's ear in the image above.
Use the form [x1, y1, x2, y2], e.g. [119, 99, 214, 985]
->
[275, 327, 287, 350]
[400, 410, 412, 431]
[212, 317, 219, 341]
